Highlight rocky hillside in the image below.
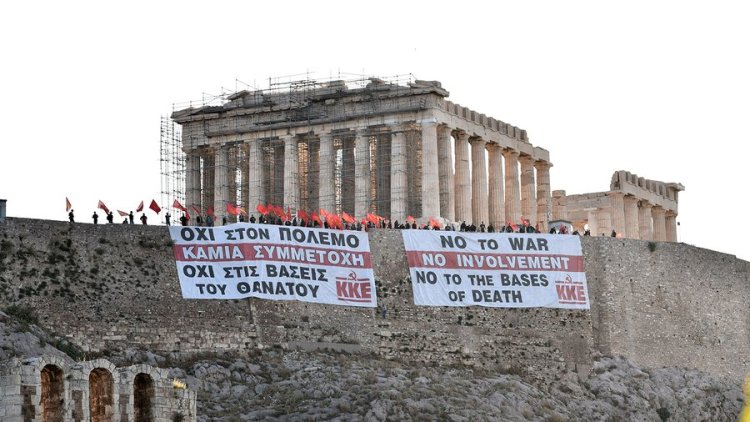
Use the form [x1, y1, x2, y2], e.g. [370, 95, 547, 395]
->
[1, 308, 744, 421]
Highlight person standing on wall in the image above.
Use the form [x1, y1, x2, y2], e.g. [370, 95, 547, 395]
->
[140, 213, 148, 225]
[129, 211, 135, 225]
[68, 210, 75, 223]
[92, 211, 98, 224]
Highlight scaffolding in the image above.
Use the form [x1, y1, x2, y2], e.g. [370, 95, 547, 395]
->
[162, 73, 428, 222]
[159, 116, 184, 215]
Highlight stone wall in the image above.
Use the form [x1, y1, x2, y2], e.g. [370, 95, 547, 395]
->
[0, 355, 195, 422]
[0, 218, 748, 382]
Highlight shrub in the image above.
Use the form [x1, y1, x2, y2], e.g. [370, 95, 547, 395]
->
[4, 304, 39, 325]
[648, 242, 657, 252]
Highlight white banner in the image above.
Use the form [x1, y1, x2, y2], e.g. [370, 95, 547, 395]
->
[170, 224, 376, 307]
[402, 231, 589, 309]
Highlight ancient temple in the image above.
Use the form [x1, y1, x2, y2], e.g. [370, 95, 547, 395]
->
[563, 170, 684, 240]
[171, 77, 553, 228]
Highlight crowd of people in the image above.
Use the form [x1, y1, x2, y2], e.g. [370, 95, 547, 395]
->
[69, 208, 614, 237]
[67, 209, 157, 226]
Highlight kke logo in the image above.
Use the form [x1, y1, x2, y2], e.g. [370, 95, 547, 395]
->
[336, 271, 372, 303]
[555, 274, 587, 305]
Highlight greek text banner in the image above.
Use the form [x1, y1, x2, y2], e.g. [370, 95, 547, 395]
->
[402, 231, 589, 309]
[170, 224, 376, 307]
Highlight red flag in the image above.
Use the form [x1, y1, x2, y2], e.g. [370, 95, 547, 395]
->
[256, 204, 268, 216]
[406, 215, 416, 224]
[311, 212, 323, 227]
[319, 208, 329, 218]
[207, 206, 215, 217]
[192, 205, 201, 216]
[286, 206, 292, 222]
[117, 210, 129, 217]
[149, 200, 161, 214]
[135, 201, 144, 212]
[173, 199, 187, 212]
[341, 212, 356, 225]
[429, 217, 442, 229]
[97, 200, 110, 215]
[273, 205, 285, 219]
[327, 214, 343, 230]
[366, 213, 380, 226]
[66, 197, 72, 212]
[237, 207, 247, 216]
[226, 203, 238, 216]
[298, 210, 309, 225]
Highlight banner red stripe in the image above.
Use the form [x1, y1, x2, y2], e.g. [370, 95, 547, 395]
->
[173, 242, 372, 268]
[405, 250, 585, 272]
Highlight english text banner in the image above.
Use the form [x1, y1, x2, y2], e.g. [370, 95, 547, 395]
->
[402, 231, 589, 309]
[170, 224, 376, 307]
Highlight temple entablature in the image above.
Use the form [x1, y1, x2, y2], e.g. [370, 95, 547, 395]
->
[563, 171, 684, 241]
[610, 170, 684, 212]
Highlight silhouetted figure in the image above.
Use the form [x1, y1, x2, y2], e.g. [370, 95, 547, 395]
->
[180, 214, 188, 226]
[165, 212, 171, 226]
[92, 211, 98, 224]
[140, 213, 147, 225]
[68, 210, 75, 223]
[129, 211, 134, 225]
[107, 212, 114, 224]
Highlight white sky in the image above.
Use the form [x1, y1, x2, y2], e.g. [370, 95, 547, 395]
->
[1, 1, 748, 261]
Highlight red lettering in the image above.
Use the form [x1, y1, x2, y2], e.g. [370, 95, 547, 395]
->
[336, 280, 372, 302]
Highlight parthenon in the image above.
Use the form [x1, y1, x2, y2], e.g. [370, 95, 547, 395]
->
[171, 76, 553, 228]
[563, 170, 685, 241]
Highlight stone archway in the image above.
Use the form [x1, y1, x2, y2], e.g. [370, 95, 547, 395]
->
[89, 367, 114, 422]
[40, 364, 64, 422]
[133, 373, 154, 422]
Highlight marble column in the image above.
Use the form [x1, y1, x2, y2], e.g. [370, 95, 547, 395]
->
[213, 146, 229, 222]
[390, 126, 408, 223]
[519, 155, 536, 224]
[534, 160, 551, 232]
[598, 209, 612, 236]
[247, 140, 262, 214]
[652, 206, 667, 242]
[354, 129, 370, 217]
[318, 134, 335, 213]
[454, 131, 472, 223]
[503, 149, 521, 224]
[586, 208, 599, 236]
[610, 192, 626, 236]
[437, 125, 455, 222]
[307, 139, 320, 213]
[202, 153, 215, 215]
[421, 121, 440, 219]
[470, 137, 488, 225]
[487, 144, 505, 228]
[623, 195, 639, 239]
[551, 190, 567, 221]
[341, 138, 355, 214]
[665, 211, 678, 242]
[227, 148, 238, 222]
[283, 135, 299, 212]
[638, 201, 653, 240]
[185, 153, 202, 213]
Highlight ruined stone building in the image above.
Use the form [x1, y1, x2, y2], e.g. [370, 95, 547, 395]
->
[0, 355, 195, 422]
[169, 76, 553, 228]
[560, 170, 684, 240]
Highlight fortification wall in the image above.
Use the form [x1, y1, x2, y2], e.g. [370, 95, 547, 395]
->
[0, 218, 747, 381]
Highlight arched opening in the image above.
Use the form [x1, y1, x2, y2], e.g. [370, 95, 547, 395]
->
[89, 368, 114, 422]
[40, 364, 64, 422]
[133, 373, 154, 422]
